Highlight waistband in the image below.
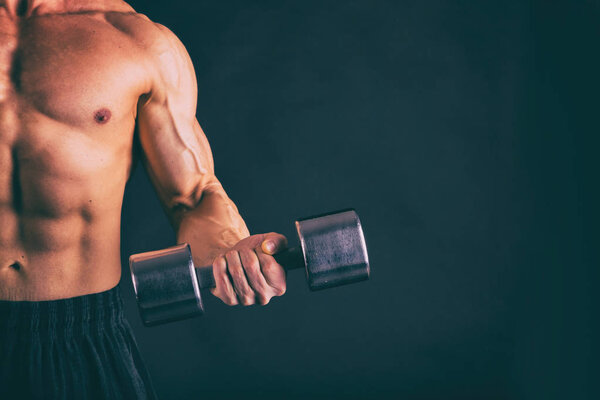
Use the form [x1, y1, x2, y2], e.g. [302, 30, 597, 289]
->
[0, 285, 124, 333]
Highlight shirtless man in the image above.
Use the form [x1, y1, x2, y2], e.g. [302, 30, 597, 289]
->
[0, 1, 287, 398]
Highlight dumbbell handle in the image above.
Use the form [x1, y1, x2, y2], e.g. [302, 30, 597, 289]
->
[194, 247, 305, 290]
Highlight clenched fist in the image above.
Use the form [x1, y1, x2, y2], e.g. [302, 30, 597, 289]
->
[210, 233, 287, 306]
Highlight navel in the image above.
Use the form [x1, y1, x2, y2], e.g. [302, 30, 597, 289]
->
[94, 108, 112, 124]
[8, 261, 21, 271]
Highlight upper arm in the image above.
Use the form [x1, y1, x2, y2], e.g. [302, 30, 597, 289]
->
[136, 23, 217, 214]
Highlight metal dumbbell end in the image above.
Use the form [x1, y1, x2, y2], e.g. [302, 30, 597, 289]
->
[129, 209, 370, 326]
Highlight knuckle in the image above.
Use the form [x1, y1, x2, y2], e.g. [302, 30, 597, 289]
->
[226, 250, 238, 259]
[269, 232, 285, 242]
[255, 287, 268, 298]
[213, 256, 226, 269]
[212, 288, 236, 306]
[257, 294, 270, 305]
[269, 232, 283, 240]
[273, 284, 286, 296]
[241, 295, 254, 306]
[225, 297, 238, 306]
[226, 289, 239, 304]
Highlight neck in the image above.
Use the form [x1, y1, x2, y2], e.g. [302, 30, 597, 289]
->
[1, 0, 134, 17]
[2, 0, 30, 16]
[1, 0, 60, 16]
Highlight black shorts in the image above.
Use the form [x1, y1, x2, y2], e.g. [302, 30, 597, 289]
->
[0, 285, 157, 400]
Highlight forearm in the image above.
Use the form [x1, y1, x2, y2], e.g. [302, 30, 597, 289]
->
[174, 182, 250, 267]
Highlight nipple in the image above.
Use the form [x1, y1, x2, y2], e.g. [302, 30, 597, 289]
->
[94, 108, 112, 124]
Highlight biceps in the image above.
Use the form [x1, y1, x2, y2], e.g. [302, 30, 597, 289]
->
[137, 101, 216, 208]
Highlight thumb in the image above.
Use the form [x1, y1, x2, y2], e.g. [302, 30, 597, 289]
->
[261, 233, 288, 255]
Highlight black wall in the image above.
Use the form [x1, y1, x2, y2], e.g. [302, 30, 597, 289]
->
[121, 1, 598, 399]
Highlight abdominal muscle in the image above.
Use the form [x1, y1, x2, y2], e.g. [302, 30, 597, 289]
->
[0, 202, 125, 301]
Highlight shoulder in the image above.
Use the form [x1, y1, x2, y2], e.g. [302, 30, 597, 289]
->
[105, 13, 195, 86]
[104, 12, 189, 62]
[103, 12, 197, 110]
[103, 12, 169, 48]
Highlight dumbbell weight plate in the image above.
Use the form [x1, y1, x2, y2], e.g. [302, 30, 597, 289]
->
[130, 244, 203, 326]
[296, 209, 370, 290]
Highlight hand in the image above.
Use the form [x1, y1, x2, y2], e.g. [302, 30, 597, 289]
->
[210, 233, 287, 306]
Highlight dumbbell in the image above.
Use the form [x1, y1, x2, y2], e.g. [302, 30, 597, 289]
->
[129, 209, 370, 326]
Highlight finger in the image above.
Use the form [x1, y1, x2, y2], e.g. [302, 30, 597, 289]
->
[261, 233, 288, 255]
[226, 250, 255, 306]
[239, 249, 271, 305]
[255, 247, 286, 297]
[210, 256, 238, 306]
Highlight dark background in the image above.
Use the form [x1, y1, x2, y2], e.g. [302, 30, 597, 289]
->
[121, 1, 598, 399]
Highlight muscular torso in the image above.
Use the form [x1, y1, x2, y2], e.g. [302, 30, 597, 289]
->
[0, 1, 155, 300]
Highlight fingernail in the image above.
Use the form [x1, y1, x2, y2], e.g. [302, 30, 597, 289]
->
[263, 241, 275, 253]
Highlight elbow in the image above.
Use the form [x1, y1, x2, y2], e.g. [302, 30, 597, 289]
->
[165, 185, 201, 229]
[168, 181, 203, 212]
[166, 176, 222, 214]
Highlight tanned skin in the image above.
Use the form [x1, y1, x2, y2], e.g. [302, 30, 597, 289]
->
[0, 0, 286, 306]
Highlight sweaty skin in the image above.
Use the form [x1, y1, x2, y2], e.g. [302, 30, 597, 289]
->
[0, 0, 286, 305]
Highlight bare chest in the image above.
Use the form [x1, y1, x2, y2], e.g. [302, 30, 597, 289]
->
[0, 12, 150, 213]
[2, 13, 149, 128]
